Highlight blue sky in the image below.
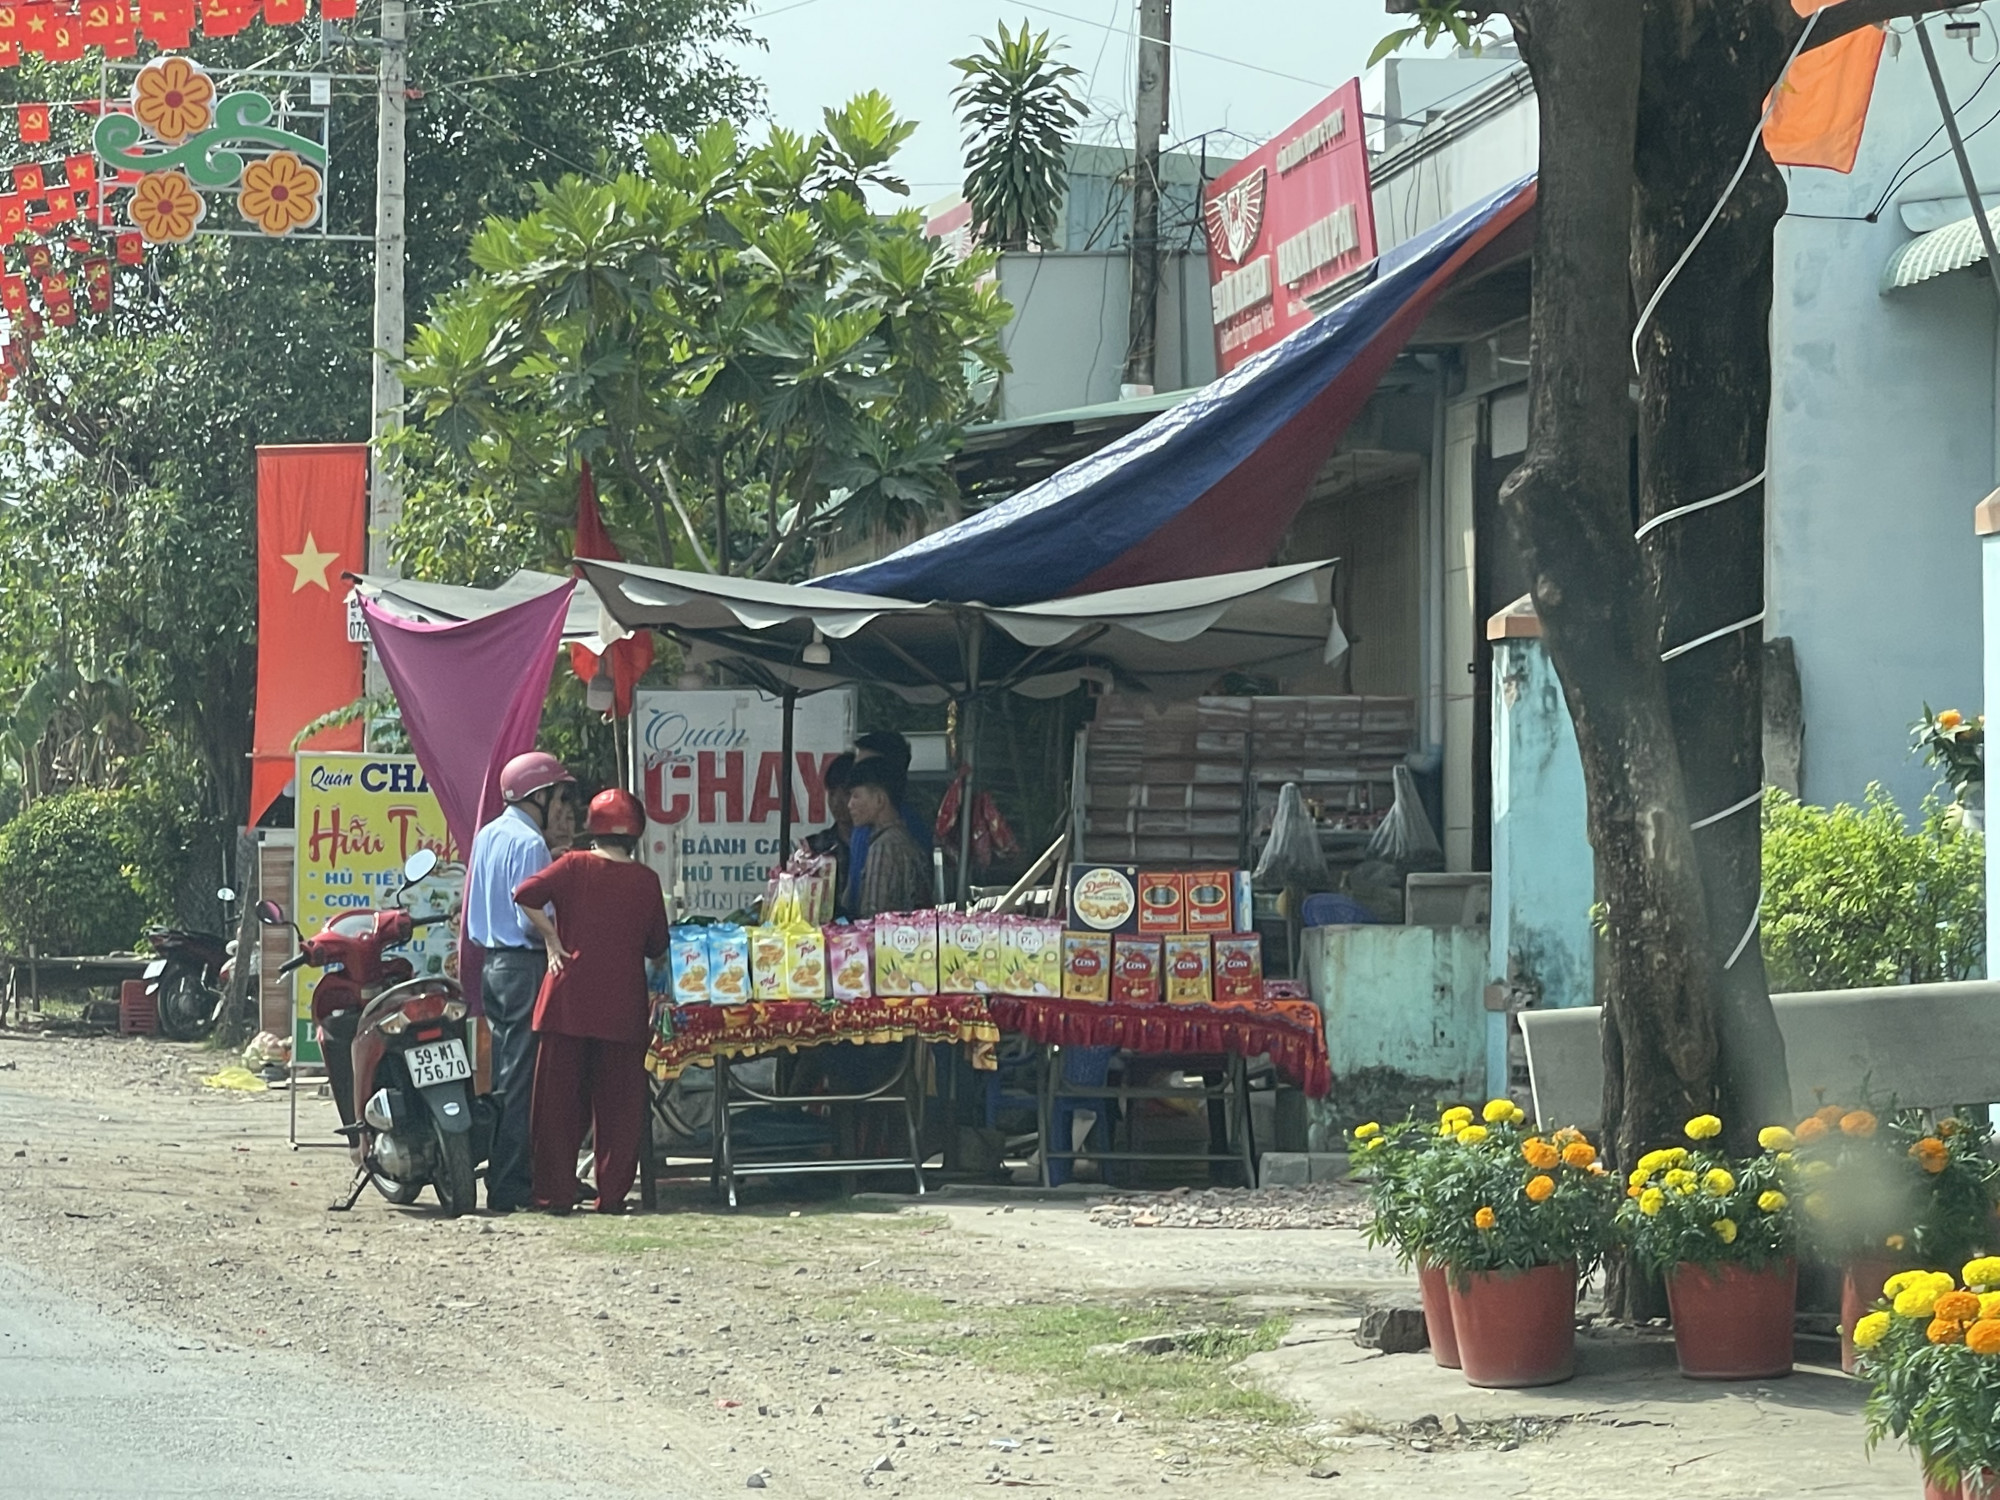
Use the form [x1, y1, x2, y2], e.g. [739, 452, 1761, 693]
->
[730, 0, 1387, 211]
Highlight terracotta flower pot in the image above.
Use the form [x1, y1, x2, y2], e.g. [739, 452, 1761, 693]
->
[1842, 1257, 1900, 1374]
[1924, 1468, 2000, 1500]
[1664, 1259, 1796, 1380]
[1445, 1261, 1576, 1388]
[1417, 1261, 1461, 1369]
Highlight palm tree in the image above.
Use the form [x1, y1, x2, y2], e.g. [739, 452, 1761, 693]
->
[951, 21, 1088, 252]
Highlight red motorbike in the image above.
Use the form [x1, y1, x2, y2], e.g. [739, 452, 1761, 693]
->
[261, 850, 488, 1216]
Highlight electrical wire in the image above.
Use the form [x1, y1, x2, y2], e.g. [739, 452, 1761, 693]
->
[1013, 0, 1337, 92]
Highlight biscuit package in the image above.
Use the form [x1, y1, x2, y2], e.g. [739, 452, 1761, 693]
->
[1163, 934, 1212, 1005]
[784, 926, 829, 1005]
[1062, 931, 1111, 1001]
[1111, 936, 1163, 1004]
[705, 923, 751, 1004]
[670, 927, 711, 1005]
[749, 925, 788, 1001]
[826, 924, 874, 1002]
[872, 911, 939, 998]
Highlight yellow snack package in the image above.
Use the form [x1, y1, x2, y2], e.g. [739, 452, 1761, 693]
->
[873, 911, 939, 998]
[750, 926, 788, 1001]
[939, 916, 984, 993]
[784, 926, 828, 1004]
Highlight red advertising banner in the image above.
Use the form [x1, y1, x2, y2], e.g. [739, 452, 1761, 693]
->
[249, 443, 368, 825]
[1202, 79, 1377, 373]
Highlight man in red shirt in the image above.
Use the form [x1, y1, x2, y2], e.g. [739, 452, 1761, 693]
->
[513, 788, 670, 1213]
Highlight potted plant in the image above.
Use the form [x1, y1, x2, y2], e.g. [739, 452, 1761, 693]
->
[1620, 1113, 1799, 1379]
[1786, 1104, 2000, 1372]
[1418, 1098, 1617, 1388]
[1857, 1259, 2000, 1498]
[1353, 1112, 1462, 1368]
[1912, 706, 1985, 830]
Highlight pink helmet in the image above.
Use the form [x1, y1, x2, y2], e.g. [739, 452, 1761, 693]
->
[499, 750, 573, 804]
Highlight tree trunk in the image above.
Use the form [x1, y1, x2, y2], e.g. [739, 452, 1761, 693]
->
[1632, 0, 1794, 1144]
[1503, 1, 1723, 1179]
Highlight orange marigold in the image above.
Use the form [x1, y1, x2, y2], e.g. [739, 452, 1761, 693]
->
[1839, 1110, 1879, 1138]
[1928, 1316, 1968, 1345]
[1936, 1291, 1983, 1322]
[1796, 1117, 1830, 1143]
[1562, 1141, 1599, 1169]
[1815, 1105, 1847, 1125]
[1525, 1174, 1556, 1203]
[1967, 1320, 2000, 1356]
[1522, 1137, 1561, 1170]
[1474, 1206, 1497, 1231]
[1913, 1137, 1951, 1175]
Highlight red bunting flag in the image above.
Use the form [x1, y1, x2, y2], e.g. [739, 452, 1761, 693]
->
[100, 16, 134, 53]
[0, 6, 18, 66]
[42, 186, 73, 222]
[0, 196, 25, 244]
[39, 270, 67, 296]
[45, 293, 75, 327]
[63, 235, 88, 252]
[114, 230, 142, 265]
[263, 0, 303, 21]
[14, 163, 43, 198]
[200, 0, 254, 36]
[320, 0, 356, 18]
[17, 1, 51, 54]
[17, 307, 41, 339]
[17, 103, 47, 142]
[23, 243, 49, 275]
[64, 153, 92, 187]
[43, 9, 81, 58]
[80, 0, 126, 42]
[138, 0, 190, 45]
[0, 275, 27, 314]
[82, 255, 108, 312]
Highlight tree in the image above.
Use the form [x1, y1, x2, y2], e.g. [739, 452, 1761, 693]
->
[951, 21, 1089, 252]
[1378, 0, 1952, 1175]
[393, 96, 1011, 584]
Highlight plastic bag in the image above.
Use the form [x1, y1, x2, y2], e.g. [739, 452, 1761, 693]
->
[1366, 764, 1444, 867]
[1253, 782, 1330, 891]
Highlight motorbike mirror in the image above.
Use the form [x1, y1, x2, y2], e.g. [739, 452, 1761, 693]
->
[256, 899, 287, 926]
[401, 849, 440, 887]
[217, 886, 237, 904]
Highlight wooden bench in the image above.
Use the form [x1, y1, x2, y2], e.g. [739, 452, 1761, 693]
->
[1518, 980, 2000, 1130]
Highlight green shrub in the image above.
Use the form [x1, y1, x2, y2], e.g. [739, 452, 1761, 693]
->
[0, 788, 154, 955]
[1761, 786, 1983, 992]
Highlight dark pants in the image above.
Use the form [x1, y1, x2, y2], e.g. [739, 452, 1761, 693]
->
[481, 947, 546, 1210]
[530, 1032, 649, 1212]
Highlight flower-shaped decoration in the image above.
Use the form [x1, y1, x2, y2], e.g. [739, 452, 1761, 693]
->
[133, 56, 216, 145]
[238, 151, 322, 236]
[128, 170, 204, 245]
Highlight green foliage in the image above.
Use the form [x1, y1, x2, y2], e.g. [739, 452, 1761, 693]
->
[393, 99, 1012, 585]
[1782, 1107, 2000, 1270]
[951, 21, 1088, 251]
[1913, 705, 1984, 799]
[0, 786, 195, 954]
[1860, 1262, 2000, 1487]
[1761, 787, 1984, 991]
[1617, 1130, 1797, 1276]
[1368, 3, 1497, 66]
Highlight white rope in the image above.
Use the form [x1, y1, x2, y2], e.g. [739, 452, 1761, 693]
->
[1724, 892, 1763, 970]
[1630, 8, 1825, 376]
[1690, 786, 1762, 831]
[1660, 609, 1766, 662]
[1635, 468, 1767, 542]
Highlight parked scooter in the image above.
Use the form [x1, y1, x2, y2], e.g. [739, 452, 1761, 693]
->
[145, 886, 236, 1042]
[260, 850, 489, 1216]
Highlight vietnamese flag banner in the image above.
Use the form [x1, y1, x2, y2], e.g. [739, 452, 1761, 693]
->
[250, 443, 367, 826]
[17, 103, 46, 142]
[139, 0, 192, 46]
[567, 458, 652, 716]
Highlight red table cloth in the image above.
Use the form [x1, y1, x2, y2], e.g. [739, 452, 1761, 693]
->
[647, 993, 1000, 1081]
[984, 995, 1330, 1098]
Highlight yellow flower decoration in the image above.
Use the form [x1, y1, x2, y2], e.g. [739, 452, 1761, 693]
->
[1884, 1271, 1931, 1298]
[1757, 1190, 1788, 1213]
[1363, 1136, 1386, 1152]
[1964, 1257, 2000, 1289]
[1524, 1174, 1555, 1203]
[1851, 1310, 1892, 1350]
[1663, 1148, 1690, 1167]
[1474, 1206, 1497, 1231]
[1685, 1114, 1723, 1141]
[1482, 1098, 1515, 1123]
[1895, 1284, 1945, 1319]
[1712, 1218, 1738, 1245]
[1757, 1126, 1796, 1152]
[1441, 1106, 1473, 1128]
[1979, 1292, 2000, 1320]
[1352, 1122, 1381, 1141]
[1703, 1167, 1736, 1195]
[1664, 1168, 1698, 1195]
[132, 55, 216, 144]
[1638, 1187, 1665, 1217]
[1968, 1319, 2000, 1356]
[237, 151, 323, 237]
[127, 170, 205, 246]
[1456, 1125, 1490, 1146]
[1636, 1149, 1671, 1176]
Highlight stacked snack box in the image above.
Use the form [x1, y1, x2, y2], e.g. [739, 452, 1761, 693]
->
[1063, 864, 1264, 1007]
[873, 910, 940, 998]
[1062, 931, 1111, 1000]
[1163, 934, 1211, 1005]
[826, 924, 873, 1002]
[1111, 936, 1163, 1003]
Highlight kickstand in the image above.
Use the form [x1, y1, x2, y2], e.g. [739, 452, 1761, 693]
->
[328, 1166, 368, 1212]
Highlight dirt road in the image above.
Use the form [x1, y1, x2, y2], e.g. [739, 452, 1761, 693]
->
[0, 1032, 1935, 1498]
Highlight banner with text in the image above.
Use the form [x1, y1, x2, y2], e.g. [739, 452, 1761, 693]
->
[291, 752, 463, 1064]
[631, 688, 855, 918]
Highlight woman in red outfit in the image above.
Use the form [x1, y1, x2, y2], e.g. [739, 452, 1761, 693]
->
[512, 788, 669, 1213]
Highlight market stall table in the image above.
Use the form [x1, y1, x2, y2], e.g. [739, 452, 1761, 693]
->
[639, 994, 1000, 1209]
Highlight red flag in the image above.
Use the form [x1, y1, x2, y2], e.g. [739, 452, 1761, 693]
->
[0, 196, 22, 245]
[262, 0, 303, 21]
[79, 0, 127, 42]
[42, 186, 72, 222]
[17, 102, 45, 142]
[114, 229, 142, 265]
[138, 0, 188, 45]
[200, 0, 253, 35]
[63, 153, 91, 187]
[0, 6, 19, 64]
[13, 162, 42, 198]
[0, 274, 26, 314]
[250, 443, 368, 825]
[566, 460, 653, 717]
[44, 292, 72, 326]
[319, 0, 355, 17]
[100, 16, 133, 52]
[81, 254, 107, 311]
[16, 1, 48, 54]
[23, 242, 49, 274]
[41, 6, 78, 58]
[39, 269, 66, 295]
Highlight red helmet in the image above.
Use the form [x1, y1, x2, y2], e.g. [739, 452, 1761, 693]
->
[499, 750, 573, 804]
[585, 788, 646, 838]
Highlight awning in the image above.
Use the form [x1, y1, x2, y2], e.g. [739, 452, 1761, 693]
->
[819, 173, 1536, 606]
[347, 570, 608, 647]
[1881, 204, 2000, 292]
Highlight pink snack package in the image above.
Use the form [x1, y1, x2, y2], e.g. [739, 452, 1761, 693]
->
[826, 924, 874, 1003]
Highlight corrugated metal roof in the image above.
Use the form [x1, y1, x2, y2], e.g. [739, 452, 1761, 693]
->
[1882, 205, 2000, 292]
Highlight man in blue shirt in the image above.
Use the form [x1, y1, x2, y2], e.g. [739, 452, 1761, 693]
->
[468, 750, 572, 1212]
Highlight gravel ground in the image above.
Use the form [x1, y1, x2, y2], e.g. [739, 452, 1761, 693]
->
[1086, 1183, 1373, 1231]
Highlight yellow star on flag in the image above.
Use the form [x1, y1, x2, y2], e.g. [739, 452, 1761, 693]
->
[282, 532, 339, 592]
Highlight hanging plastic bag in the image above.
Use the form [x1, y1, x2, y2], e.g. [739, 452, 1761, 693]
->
[1366, 764, 1444, 868]
[1253, 782, 1331, 891]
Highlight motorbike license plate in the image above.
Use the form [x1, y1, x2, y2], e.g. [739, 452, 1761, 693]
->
[142, 959, 167, 979]
[404, 1038, 471, 1087]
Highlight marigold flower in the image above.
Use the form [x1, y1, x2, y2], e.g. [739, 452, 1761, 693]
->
[1896, 1284, 1945, 1319]
[1928, 1316, 1967, 1345]
[1628, 1168, 1650, 1189]
[1552, 1127, 1585, 1145]
[1626, 1184, 1642, 1199]
[1913, 1137, 1950, 1174]
[1979, 1292, 2000, 1320]
[1937, 1292, 1983, 1323]
[1353, 1122, 1381, 1141]
[1796, 1117, 1829, 1143]
[236, 150, 322, 237]
[1940, 1117, 1964, 1137]
[1561, 1141, 1598, 1169]
[1364, 1136, 1387, 1152]
[1639, 1188, 1665, 1217]
[1703, 1168, 1736, 1195]
[1483, 1098, 1517, 1124]
[1802, 1160, 1833, 1180]
[1441, 1105, 1473, 1126]
[1757, 1126, 1796, 1152]
[132, 54, 216, 144]
[1804, 1191, 1830, 1218]
[1940, 709, 1965, 730]
[1636, 1149, 1671, 1176]
[1457, 1125, 1490, 1146]
[1712, 1218, 1739, 1245]
[1968, 1320, 2000, 1356]
[1664, 1148, 1690, 1167]
[127, 169, 204, 245]
[1757, 1191, 1788, 1213]
[1684, 1114, 1723, 1141]
[1474, 1206, 1497, 1231]
[1851, 1310, 1893, 1350]
[1839, 1110, 1879, 1138]
[1522, 1138, 1561, 1170]
[1885, 1271, 1931, 1298]
[1964, 1258, 2000, 1289]
[1525, 1174, 1556, 1203]
[1815, 1105, 1847, 1125]
[1664, 1168, 1698, 1195]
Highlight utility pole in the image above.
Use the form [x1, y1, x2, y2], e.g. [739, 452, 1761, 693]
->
[363, 0, 406, 697]
[1123, 0, 1169, 396]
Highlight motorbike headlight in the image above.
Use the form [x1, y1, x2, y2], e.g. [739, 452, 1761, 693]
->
[443, 1001, 467, 1022]
[379, 1011, 410, 1036]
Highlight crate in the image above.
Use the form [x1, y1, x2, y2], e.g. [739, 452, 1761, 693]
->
[118, 978, 158, 1036]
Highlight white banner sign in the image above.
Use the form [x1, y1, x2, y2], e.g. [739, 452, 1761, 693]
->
[630, 688, 855, 918]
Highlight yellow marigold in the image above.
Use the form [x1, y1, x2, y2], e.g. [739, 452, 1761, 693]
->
[1851, 1311, 1892, 1350]
[1664, 1168, 1698, 1195]
[1757, 1190, 1788, 1213]
[1796, 1117, 1830, 1143]
[1979, 1292, 2000, 1320]
[1968, 1320, 2000, 1356]
[1474, 1206, 1497, 1231]
[1562, 1141, 1598, 1169]
[1482, 1098, 1517, 1124]
[1712, 1218, 1739, 1245]
[1838, 1110, 1878, 1138]
[1963, 1258, 2000, 1289]
[1636, 1149, 1671, 1176]
[1628, 1168, 1651, 1190]
[1704, 1167, 1736, 1195]
[1522, 1138, 1561, 1170]
[1885, 1271, 1932, 1298]
[1684, 1114, 1723, 1141]
[1457, 1125, 1491, 1146]
[1364, 1136, 1387, 1152]
[1804, 1191, 1831, 1218]
[1639, 1188, 1665, 1217]
[1353, 1122, 1382, 1141]
[1441, 1106, 1473, 1128]
[1757, 1126, 1797, 1152]
[1551, 1127, 1585, 1145]
[1928, 1317, 1967, 1345]
[1937, 1292, 1983, 1322]
[1525, 1174, 1556, 1203]
[1663, 1148, 1690, 1167]
[1802, 1160, 1834, 1180]
[1895, 1284, 1945, 1319]
[1913, 1137, 1950, 1175]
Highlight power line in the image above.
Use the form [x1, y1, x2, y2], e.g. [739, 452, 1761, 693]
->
[1014, 0, 1338, 92]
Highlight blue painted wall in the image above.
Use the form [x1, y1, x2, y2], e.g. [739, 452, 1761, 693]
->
[1488, 634, 1595, 1098]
